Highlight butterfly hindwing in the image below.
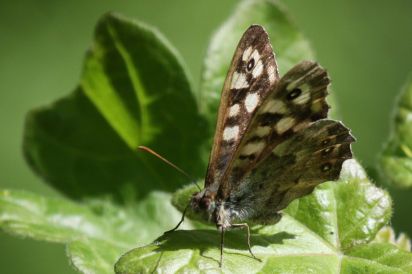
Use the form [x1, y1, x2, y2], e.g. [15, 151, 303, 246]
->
[205, 25, 279, 189]
[228, 119, 354, 224]
[218, 61, 330, 197]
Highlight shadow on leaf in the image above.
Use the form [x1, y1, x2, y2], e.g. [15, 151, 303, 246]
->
[114, 229, 296, 273]
[156, 229, 295, 252]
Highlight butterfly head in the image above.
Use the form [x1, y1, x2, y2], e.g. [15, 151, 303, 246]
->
[190, 189, 217, 217]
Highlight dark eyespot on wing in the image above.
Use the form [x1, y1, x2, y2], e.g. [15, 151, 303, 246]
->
[286, 88, 302, 100]
[247, 59, 255, 71]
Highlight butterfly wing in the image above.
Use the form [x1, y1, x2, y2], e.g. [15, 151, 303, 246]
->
[218, 61, 331, 198]
[228, 119, 354, 224]
[205, 25, 279, 189]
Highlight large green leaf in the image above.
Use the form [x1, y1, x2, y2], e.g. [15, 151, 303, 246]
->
[23, 13, 208, 201]
[379, 73, 412, 188]
[114, 173, 400, 273]
[199, 0, 339, 130]
[3, 1, 409, 273]
[0, 189, 192, 274]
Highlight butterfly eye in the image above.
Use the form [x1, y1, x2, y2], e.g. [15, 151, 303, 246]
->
[321, 163, 332, 172]
[286, 88, 302, 100]
[246, 58, 255, 71]
[199, 197, 211, 210]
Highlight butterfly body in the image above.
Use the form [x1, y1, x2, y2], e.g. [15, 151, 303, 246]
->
[167, 24, 354, 267]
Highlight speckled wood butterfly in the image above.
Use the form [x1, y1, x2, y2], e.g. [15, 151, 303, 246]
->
[165, 25, 355, 267]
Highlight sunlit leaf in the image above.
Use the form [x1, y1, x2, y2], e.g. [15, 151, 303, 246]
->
[23, 13, 208, 201]
[379, 73, 412, 188]
[115, 178, 397, 273]
[373, 226, 411, 252]
[0, 189, 191, 274]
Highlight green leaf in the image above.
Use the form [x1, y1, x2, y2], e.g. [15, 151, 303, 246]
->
[0, 189, 192, 274]
[342, 243, 412, 273]
[6, 2, 408, 274]
[199, 0, 339, 131]
[67, 238, 124, 274]
[23, 13, 208, 201]
[379, 73, 412, 188]
[373, 226, 411, 252]
[114, 176, 398, 273]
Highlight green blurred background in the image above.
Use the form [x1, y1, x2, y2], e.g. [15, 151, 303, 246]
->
[1, 0, 411, 273]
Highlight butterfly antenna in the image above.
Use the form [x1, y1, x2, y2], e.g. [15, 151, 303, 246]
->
[137, 146, 201, 191]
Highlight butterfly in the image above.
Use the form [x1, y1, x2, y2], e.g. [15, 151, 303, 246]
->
[165, 24, 355, 267]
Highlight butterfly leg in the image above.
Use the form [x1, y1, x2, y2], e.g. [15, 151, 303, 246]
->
[163, 205, 188, 234]
[219, 226, 225, 267]
[232, 223, 261, 262]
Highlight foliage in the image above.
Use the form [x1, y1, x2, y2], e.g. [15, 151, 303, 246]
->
[379, 73, 412, 188]
[0, 189, 191, 273]
[1, 0, 411, 273]
[116, 169, 402, 273]
[23, 13, 208, 201]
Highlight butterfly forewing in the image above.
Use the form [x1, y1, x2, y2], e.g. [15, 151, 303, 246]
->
[218, 61, 331, 198]
[205, 25, 279, 189]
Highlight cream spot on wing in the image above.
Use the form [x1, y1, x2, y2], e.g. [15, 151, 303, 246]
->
[241, 142, 265, 155]
[286, 78, 305, 91]
[251, 49, 260, 62]
[276, 117, 295, 134]
[300, 83, 311, 92]
[244, 93, 260, 113]
[267, 65, 276, 84]
[252, 60, 263, 78]
[255, 126, 271, 137]
[262, 99, 287, 114]
[294, 91, 310, 105]
[286, 80, 295, 90]
[242, 46, 253, 61]
[311, 98, 324, 112]
[231, 72, 249, 89]
[293, 120, 309, 132]
[272, 149, 280, 156]
[229, 104, 240, 117]
[223, 126, 239, 141]
[286, 65, 317, 90]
